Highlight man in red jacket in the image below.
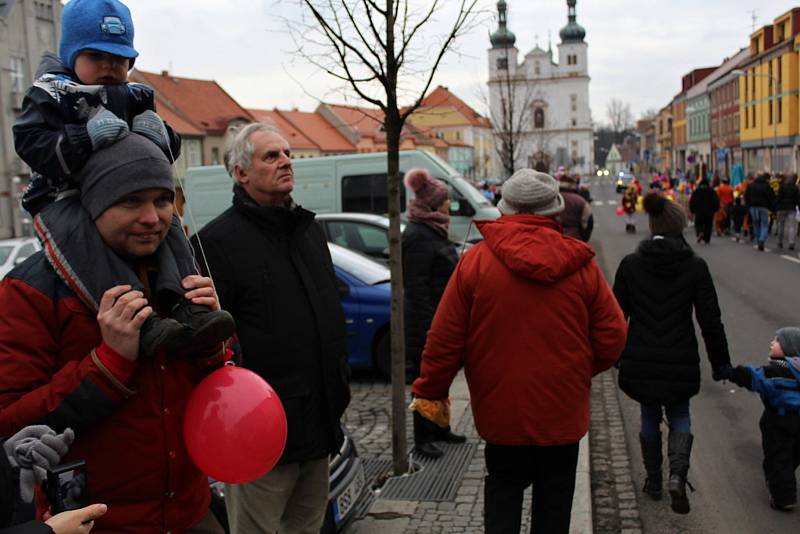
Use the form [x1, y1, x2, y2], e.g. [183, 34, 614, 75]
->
[412, 168, 627, 534]
[0, 134, 230, 533]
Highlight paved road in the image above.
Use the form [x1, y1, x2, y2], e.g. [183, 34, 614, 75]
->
[587, 176, 800, 533]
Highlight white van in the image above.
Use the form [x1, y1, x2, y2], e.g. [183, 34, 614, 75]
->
[180, 150, 499, 242]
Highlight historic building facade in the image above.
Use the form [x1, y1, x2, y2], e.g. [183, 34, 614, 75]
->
[487, 0, 593, 176]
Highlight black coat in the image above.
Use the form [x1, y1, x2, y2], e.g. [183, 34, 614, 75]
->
[613, 237, 730, 405]
[402, 222, 458, 366]
[191, 187, 350, 464]
[745, 178, 776, 210]
[688, 185, 719, 218]
[775, 182, 800, 212]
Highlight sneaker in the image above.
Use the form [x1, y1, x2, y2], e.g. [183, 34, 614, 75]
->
[139, 315, 187, 358]
[171, 302, 236, 354]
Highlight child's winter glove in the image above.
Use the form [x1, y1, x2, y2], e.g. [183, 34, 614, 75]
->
[730, 366, 752, 389]
[3, 425, 75, 503]
[86, 105, 129, 150]
[132, 110, 172, 161]
[712, 363, 733, 382]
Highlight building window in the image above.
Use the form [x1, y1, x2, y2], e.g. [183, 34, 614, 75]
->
[9, 57, 24, 93]
[211, 147, 220, 165]
[571, 118, 577, 127]
[35, 1, 54, 20]
[533, 108, 545, 129]
[496, 57, 508, 70]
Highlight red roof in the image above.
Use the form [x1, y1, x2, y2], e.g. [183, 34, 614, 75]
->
[154, 98, 203, 136]
[420, 86, 490, 128]
[277, 110, 355, 152]
[247, 108, 319, 150]
[131, 69, 254, 134]
[325, 104, 385, 138]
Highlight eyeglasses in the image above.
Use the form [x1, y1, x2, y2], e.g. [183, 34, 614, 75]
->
[263, 149, 292, 163]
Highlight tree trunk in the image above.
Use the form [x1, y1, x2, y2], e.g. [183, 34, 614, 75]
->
[385, 1, 409, 476]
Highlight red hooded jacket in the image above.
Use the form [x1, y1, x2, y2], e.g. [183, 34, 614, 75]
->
[413, 215, 626, 446]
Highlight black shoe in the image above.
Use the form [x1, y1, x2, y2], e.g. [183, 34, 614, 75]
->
[640, 433, 663, 501]
[415, 442, 444, 459]
[171, 302, 236, 353]
[770, 498, 796, 512]
[667, 431, 693, 515]
[139, 315, 187, 358]
[758, 242, 765, 251]
[790, 244, 795, 251]
[778, 242, 783, 249]
[669, 474, 691, 514]
[436, 426, 467, 443]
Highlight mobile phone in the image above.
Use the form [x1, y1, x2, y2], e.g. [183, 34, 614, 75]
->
[45, 460, 88, 514]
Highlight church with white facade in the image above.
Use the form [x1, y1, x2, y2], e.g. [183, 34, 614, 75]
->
[488, 0, 594, 176]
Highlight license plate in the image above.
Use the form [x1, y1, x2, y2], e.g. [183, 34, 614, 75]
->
[334, 463, 366, 523]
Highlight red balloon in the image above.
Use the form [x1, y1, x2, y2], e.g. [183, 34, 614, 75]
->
[184, 366, 287, 483]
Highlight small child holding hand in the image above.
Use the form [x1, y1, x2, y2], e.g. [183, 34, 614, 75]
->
[729, 327, 800, 512]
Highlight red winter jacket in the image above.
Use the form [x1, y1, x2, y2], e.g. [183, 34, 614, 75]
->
[412, 215, 626, 446]
[0, 254, 229, 533]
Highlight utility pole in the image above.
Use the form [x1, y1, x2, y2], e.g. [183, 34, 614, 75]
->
[747, 9, 758, 32]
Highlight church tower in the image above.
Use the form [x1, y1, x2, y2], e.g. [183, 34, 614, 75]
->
[557, 0, 587, 77]
[488, 0, 518, 80]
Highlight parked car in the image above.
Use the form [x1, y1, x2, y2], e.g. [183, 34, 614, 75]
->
[0, 238, 41, 279]
[328, 242, 392, 380]
[615, 171, 635, 193]
[317, 213, 473, 266]
[209, 426, 366, 533]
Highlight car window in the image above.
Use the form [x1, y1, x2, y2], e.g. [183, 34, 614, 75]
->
[16, 243, 36, 261]
[0, 246, 13, 265]
[325, 221, 389, 258]
[342, 174, 406, 214]
[448, 184, 476, 217]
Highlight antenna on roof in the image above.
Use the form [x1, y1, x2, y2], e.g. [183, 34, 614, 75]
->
[747, 9, 758, 32]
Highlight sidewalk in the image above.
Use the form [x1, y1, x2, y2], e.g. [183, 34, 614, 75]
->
[343, 371, 593, 534]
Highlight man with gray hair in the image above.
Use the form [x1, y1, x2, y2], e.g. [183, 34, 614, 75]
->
[190, 122, 351, 533]
[412, 169, 627, 533]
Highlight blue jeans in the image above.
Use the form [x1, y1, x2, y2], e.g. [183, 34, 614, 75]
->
[640, 401, 691, 440]
[750, 207, 770, 244]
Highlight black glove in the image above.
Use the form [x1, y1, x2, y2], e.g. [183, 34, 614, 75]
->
[730, 366, 752, 389]
[712, 363, 733, 382]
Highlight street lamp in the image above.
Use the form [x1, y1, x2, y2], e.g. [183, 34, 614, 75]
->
[732, 68, 779, 173]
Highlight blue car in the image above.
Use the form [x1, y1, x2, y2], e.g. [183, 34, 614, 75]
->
[328, 243, 392, 380]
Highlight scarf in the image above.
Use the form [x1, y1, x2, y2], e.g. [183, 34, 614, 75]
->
[407, 199, 450, 237]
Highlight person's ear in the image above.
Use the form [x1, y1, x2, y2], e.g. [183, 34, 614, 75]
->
[234, 165, 247, 184]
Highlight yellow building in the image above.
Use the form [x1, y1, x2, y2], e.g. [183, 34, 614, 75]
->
[739, 8, 800, 173]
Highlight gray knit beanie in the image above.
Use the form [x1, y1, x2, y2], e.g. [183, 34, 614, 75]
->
[498, 169, 564, 216]
[776, 327, 800, 358]
[78, 133, 175, 220]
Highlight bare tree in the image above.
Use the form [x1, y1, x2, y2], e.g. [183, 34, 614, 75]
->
[606, 98, 634, 137]
[291, 0, 481, 475]
[640, 108, 658, 122]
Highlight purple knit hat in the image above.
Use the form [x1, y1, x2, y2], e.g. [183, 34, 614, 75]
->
[404, 168, 448, 210]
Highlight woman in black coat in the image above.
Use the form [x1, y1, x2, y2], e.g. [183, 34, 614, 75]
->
[613, 193, 731, 515]
[689, 179, 719, 245]
[402, 168, 464, 458]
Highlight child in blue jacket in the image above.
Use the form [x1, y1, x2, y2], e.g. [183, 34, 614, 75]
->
[12, 0, 233, 356]
[730, 327, 800, 512]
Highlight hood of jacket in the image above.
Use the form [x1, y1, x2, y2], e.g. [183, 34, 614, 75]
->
[634, 236, 694, 277]
[476, 214, 595, 283]
[35, 52, 71, 78]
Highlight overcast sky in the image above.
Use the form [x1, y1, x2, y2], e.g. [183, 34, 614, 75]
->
[121, 0, 796, 126]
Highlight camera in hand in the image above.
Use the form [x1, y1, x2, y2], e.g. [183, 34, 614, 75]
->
[45, 460, 88, 514]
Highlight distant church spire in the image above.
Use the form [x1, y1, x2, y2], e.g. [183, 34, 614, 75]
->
[490, 0, 516, 48]
[559, 0, 586, 43]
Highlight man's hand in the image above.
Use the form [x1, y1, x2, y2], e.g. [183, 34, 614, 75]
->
[97, 285, 151, 360]
[45, 503, 107, 534]
[182, 275, 221, 311]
